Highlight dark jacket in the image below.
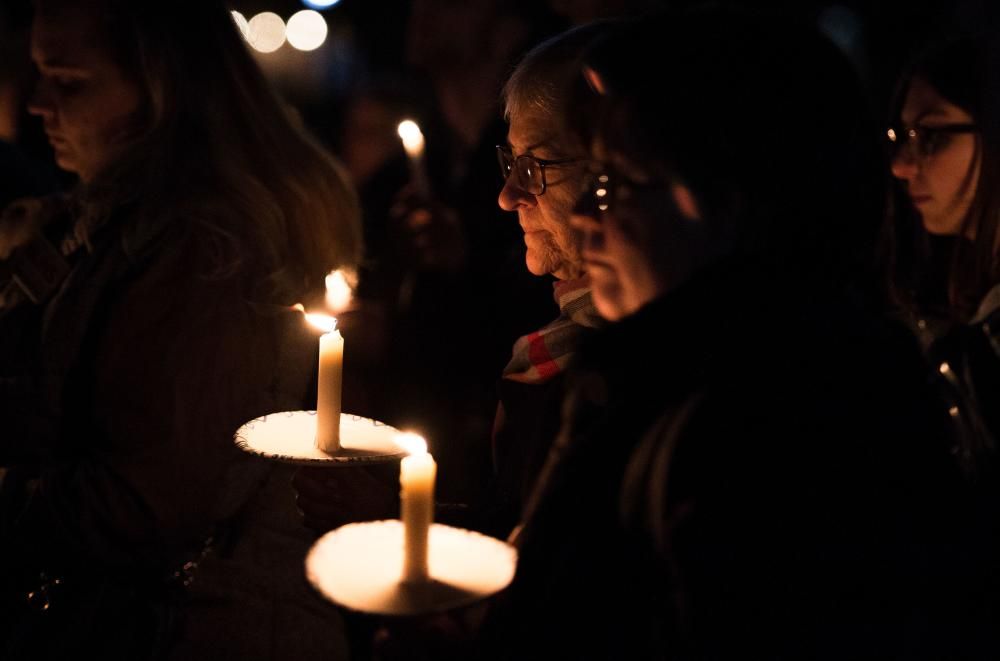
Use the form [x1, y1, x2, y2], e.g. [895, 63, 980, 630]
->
[0, 204, 345, 660]
[484, 264, 989, 660]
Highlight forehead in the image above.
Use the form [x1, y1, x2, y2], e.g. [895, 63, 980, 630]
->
[901, 77, 974, 125]
[31, 4, 107, 66]
[507, 110, 568, 153]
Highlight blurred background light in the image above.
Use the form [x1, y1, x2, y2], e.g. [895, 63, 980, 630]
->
[231, 11, 250, 41]
[287, 9, 329, 52]
[247, 12, 286, 53]
[302, 0, 341, 9]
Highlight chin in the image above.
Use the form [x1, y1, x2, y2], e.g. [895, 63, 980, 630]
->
[525, 254, 553, 278]
[921, 215, 964, 237]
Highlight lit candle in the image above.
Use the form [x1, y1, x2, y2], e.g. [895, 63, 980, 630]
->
[397, 119, 431, 198]
[396, 432, 436, 583]
[303, 311, 343, 453]
[296, 270, 353, 454]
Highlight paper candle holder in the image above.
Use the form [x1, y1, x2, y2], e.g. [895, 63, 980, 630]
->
[235, 410, 406, 467]
[305, 520, 518, 616]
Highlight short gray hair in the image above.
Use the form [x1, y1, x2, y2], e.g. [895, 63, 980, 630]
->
[502, 21, 615, 126]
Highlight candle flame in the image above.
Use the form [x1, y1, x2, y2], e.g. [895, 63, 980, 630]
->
[325, 269, 353, 312]
[395, 431, 427, 455]
[304, 311, 337, 333]
[397, 119, 425, 158]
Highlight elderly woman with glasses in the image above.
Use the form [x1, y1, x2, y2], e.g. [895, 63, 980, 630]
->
[478, 9, 986, 659]
[884, 36, 1000, 479]
[479, 21, 619, 537]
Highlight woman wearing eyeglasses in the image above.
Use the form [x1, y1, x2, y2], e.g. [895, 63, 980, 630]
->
[466, 21, 617, 539]
[482, 10, 988, 659]
[885, 36, 1000, 478]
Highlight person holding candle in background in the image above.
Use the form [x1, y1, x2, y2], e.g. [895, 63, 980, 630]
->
[0, 0, 361, 659]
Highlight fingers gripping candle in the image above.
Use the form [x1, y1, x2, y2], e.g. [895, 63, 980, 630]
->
[396, 432, 436, 583]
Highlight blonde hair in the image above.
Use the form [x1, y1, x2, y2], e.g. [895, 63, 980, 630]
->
[47, 0, 361, 304]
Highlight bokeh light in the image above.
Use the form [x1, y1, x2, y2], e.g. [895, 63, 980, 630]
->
[325, 269, 353, 312]
[396, 120, 425, 157]
[286, 10, 329, 52]
[247, 12, 286, 53]
[302, 0, 341, 9]
[231, 11, 250, 41]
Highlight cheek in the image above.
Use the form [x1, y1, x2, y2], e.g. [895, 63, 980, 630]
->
[59, 91, 135, 142]
[541, 193, 581, 242]
[934, 145, 978, 199]
[534, 202, 579, 266]
[102, 89, 141, 136]
[590, 269, 628, 321]
[604, 220, 663, 303]
[603, 219, 643, 268]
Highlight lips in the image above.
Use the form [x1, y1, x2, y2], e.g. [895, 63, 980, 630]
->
[908, 192, 932, 206]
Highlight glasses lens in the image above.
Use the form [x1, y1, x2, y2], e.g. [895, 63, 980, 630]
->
[888, 126, 970, 160]
[574, 169, 610, 219]
[593, 172, 611, 213]
[515, 157, 544, 195]
[920, 129, 954, 158]
[887, 127, 918, 160]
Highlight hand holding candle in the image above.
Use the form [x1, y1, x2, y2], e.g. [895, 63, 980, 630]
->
[397, 119, 431, 198]
[396, 432, 436, 583]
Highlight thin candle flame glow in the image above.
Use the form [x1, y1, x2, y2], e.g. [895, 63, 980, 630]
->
[305, 312, 337, 334]
[293, 303, 338, 333]
[395, 432, 427, 456]
[397, 120, 425, 158]
[325, 270, 353, 312]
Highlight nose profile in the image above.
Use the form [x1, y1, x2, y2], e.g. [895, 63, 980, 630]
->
[498, 175, 537, 212]
[27, 82, 55, 120]
[890, 147, 919, 181]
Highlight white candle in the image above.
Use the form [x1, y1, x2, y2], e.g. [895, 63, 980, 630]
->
[316, 321, 343, 453]
[397, 119, 431, 198]
[302, 310, 343, 453]
[296, 270, 353, 454]
[396, 432, 436, 583]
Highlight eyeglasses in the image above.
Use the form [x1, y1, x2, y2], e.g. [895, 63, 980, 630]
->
[496, 145, 582, 195]
[887, 124, 978, 160]
[575, 163, 667, 219]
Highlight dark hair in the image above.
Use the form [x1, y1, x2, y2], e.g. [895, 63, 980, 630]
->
[38, 0, 361, 304]
[885, 36, 999, 323]
[574, 8, 885, 294]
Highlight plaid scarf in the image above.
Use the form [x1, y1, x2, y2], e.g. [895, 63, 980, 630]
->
[502, 277, 603, 384]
